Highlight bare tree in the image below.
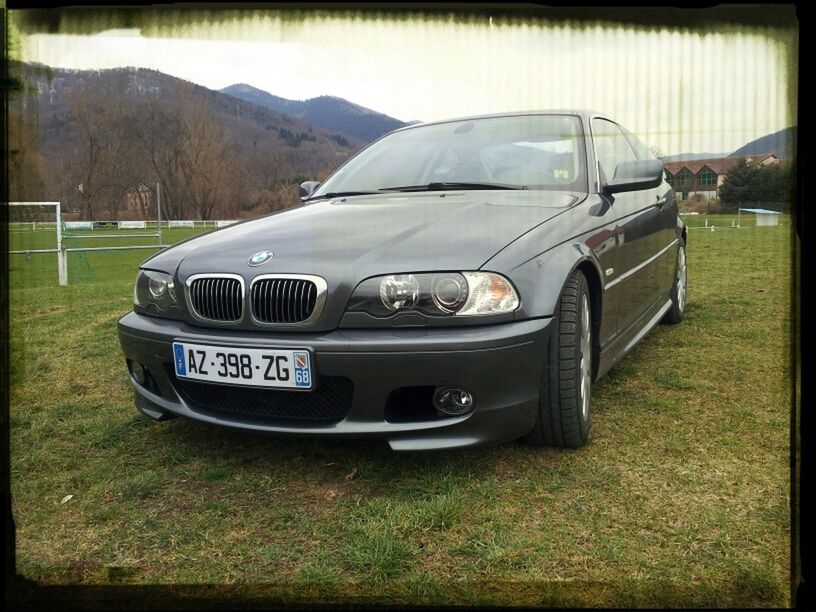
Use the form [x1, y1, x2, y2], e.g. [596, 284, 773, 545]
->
[173, 86, 242, 220]
[246, 150, 288, 212]
[8, 110, 46, 201]
[65, 83, 121, 219]
[127, 84, 247, 220]
[128, 96, 186, 219]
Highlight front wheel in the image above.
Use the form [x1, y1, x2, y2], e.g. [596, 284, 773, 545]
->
[524, 269, 592, 449]
[662, 239, 687, 324]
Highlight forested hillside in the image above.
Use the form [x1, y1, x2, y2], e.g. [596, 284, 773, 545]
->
[8, 61, 366, 220]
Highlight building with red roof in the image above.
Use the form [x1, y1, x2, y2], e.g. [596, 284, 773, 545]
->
[663, 154, 779, 200]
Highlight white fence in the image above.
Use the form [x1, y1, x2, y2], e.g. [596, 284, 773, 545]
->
[10, 219, 241, 230]
[64, 221, 93, 230]
[682, 213, 787, 231]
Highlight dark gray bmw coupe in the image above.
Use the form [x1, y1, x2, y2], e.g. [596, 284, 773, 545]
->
[118, 111, 687, 451]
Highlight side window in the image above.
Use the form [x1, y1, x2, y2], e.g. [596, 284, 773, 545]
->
[591, 118, 637, 182]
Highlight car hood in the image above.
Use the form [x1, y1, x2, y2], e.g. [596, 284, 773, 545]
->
[165, 190, 582, 280]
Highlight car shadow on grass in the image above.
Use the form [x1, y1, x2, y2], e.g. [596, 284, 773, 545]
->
[150, 416, 513, 491]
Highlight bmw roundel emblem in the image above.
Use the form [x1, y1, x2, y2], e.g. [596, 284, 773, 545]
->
[247, 250, 274, 266]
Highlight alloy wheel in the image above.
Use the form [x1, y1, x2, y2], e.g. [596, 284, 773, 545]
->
[579, 293, 591, 421]
[677, 246, 687, 313]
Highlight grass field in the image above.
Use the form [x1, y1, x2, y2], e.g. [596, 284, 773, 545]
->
[8, 215, 794, 607]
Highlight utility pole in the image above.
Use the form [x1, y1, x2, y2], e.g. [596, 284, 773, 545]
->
[157, 182, 163, 245]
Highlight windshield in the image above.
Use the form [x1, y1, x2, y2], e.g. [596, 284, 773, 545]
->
[311, 114, 587, 197]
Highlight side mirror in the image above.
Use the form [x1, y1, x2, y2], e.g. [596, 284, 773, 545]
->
[299, 181, 321, 202]
[603, 159, 664, 195]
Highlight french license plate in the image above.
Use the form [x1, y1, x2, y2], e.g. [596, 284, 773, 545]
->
[172, 341, 313, 389]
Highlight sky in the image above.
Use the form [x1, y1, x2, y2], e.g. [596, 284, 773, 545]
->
[11, 10, 798, 156]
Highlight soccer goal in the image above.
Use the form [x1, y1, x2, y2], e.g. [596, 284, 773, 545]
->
[9, 198, 175, 286]
[8, 202, 68, 285]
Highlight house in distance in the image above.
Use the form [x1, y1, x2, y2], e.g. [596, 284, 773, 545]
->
[664, 154, 779, 201]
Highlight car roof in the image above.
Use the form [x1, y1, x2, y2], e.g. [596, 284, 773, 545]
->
[393, 109, 613, 132]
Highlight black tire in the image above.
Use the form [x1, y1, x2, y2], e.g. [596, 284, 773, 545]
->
[662, 239, 687, 324]
[524, 269, 592, 449]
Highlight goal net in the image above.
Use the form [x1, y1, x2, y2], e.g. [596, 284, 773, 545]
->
[8, 202, 67, 285]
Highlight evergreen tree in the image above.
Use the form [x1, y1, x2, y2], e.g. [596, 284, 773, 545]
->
[719, 159, 793, 212]
[718, 159, 754, 209]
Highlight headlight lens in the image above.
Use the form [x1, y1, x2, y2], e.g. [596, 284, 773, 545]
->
[432, 275, 469, 313]
[149, 275, 173, 299]
[134, 270, 178, 314]
[347, 272, 519, 317]
[379, 274, 420, 311]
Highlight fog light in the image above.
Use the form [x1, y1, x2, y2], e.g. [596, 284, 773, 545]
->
[130, 361, 146, 385]
[433, 387, 475, 416]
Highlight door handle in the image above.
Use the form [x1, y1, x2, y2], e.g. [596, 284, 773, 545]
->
[655, 195, 668, 209]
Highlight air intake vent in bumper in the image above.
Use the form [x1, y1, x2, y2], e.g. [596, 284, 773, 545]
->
[171, 374, 354, 423]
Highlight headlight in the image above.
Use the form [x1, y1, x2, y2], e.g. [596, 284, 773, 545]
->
[347, 272, 519, 317]
[133, 269, 179, 315]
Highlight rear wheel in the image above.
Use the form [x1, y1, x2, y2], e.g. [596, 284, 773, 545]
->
[662, 239, 687, 324]
[524, 269, 592, 448]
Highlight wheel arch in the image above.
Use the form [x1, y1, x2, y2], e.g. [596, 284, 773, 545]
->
[507, 245, 604, 380]
[508, 243, 605, 322]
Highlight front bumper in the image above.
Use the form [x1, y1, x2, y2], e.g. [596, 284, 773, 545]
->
[117, 312, 552, 451]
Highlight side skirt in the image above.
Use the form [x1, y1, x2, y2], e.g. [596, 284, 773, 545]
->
[595, 298, 672, 380]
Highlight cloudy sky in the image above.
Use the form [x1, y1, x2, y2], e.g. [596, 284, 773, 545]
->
[11, 9, 798, 156]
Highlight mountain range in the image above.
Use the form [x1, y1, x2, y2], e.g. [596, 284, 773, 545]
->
[730, 126, 795, 160]
[660, 152, 731, 162]
[661, 126, 795, 163]
[9, 61, 420, 187]
[8, 61, 377, 180]
[220, 83, 409, 143]
[216, 84, 795, 163]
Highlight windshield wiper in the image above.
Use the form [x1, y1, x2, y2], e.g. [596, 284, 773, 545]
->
[310, 183, 526, 200]
[308, 190, 388, 200]
[380, 182, 527, 192]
